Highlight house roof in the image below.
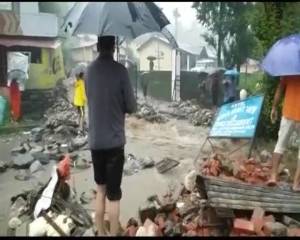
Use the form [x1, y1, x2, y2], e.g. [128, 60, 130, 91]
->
[0, 36, 61, 49]
[134, 33, 198, 55]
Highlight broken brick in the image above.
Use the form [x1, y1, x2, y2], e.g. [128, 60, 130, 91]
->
[186, 230, 197, 236]
[233, 218, 255, 234]
[251, 207, 265, 234]
[288, 228, 300, 237]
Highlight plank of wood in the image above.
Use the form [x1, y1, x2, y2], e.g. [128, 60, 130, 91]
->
[206, 185, 300, 201]
[207, 191, 300, 204]
[204, 176, 299, 196]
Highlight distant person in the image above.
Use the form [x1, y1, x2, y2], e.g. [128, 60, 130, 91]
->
[9, 79, 21, 122]
[267, 76, 300, 191]
[85, 36, 137, 236]
[223, 67, 237, 105]
[73, 71, 86, 133]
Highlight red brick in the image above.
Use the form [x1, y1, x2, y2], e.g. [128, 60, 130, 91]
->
[288, 228, 300, 237]
[233, 218, 255, 234]
[251, 207, 265, 234]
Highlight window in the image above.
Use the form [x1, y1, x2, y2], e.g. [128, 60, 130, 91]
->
[0, 2, 12, 11]
[8, 46, 42, 64]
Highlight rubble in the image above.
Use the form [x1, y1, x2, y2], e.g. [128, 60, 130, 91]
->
[123, 154, 155, 176]
[135, 103, 168, 124]
[9, 156, 93, 237]
[166, 100, 215, 126]
[0, 160, 8, 173]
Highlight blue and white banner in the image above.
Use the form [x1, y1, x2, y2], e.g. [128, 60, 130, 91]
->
[210, 95, 264, 138]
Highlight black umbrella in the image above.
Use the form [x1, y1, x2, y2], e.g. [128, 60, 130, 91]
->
[63, 2, 170, 39]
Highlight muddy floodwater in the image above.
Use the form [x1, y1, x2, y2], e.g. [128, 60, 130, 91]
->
[0, 116, 209, 235]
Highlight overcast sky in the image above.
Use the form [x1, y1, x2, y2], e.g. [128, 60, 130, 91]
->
[155, 2, 200, 29]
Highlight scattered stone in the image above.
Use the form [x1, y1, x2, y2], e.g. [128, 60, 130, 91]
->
[0, 161, 8, 173]
[14, 170, 30, 181]
[11, 146, 26, 155]
[263, 222, 287, 236]
[260, 150, 272, 162]
[83, 228, 94, 237]
[31, 152, 50, 165]
[29, 161, 44, 174]
[29, 146, 44, 154]
[10, 196, 27, 219]
[80, 189, 96, 204]
[140, 157, 155, 169]
[75, 158, 90, 170]
[13, 153, 35, 169]
[135, 103, 168, 124]
[283, 215, 300, 227]
[8, 217, 22, 229]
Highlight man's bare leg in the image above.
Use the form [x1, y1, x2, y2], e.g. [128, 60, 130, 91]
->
[107, 200, 120, 236]
[267, 152, 283, 186]
[95, 185, 106, 235]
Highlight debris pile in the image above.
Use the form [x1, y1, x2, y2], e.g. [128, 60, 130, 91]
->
[167, 100, 214, 126]
[135, 103, 168, 124]
[125, 164, 300, 237]
[199, 153, 274, 185]
[8, 155, 93, 236]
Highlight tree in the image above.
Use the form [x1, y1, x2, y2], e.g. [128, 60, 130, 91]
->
[193, 2, 256, 70]
[251, 2, 300, 139]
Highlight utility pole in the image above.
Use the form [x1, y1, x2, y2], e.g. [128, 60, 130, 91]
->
[173, 8, 180, 41]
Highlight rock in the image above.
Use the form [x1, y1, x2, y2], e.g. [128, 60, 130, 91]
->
[83, 228, 94, 237]
[30, 146, 44, 154]
[263, 222, 287, 236]
[29, 161, 44, 174]
[11, 146, 26, 155]
[80, 189, 96, 204]
[283, 215, 300, 227]
[0, 161, 8, 173]
[75, 158, 90, 169]
[15, 170, 30, 181]
[260, 150, 272, 162]
[31, 152, 50, 165]
[140, 157, 155, 169]
[10, 196, 27, 219]
[184, 170, 197, 192]
[8, 217, 22, 229]
[72, 136, 88, 150]
[13, 153, 35, 169]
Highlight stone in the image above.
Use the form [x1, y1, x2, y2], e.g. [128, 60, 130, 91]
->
[11, 146, 26, 155]
[75, 158, 90, 170]
[30, 146, 44, 154]
[10, 196, 27, 219]
[283, 215, 300, 227]
[140, 157, 155, 169]
[8, 217, 22, 229]
[31, 152, 50, 165]
[0, 161, 8, 173]
[263, 222, 287, 236]
[15, 170, 30, 181]
[80, 189, 96, 204]
[72, 136, 88, 150]
[13, 154, 35, 169]
[29, 161, 44, 174]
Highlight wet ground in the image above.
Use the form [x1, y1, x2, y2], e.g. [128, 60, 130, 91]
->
[0, 115, 209, 235]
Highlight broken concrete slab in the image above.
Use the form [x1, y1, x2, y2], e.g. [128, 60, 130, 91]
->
[13, 154, 35, 169]
[29, 161, 44, 174]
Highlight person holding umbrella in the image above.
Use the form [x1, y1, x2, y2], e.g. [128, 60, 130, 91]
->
[261, 34, 300, 190]
[85, 36, 136, 236]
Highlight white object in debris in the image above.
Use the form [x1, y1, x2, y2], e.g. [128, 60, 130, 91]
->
[46, 215, 73, 236]
[184, 170, 197, 192]
[8, 217, 22, 229]
[240, 89, 248, 100]
[33, 166, 58, 218]
[28, 217, 48, 236]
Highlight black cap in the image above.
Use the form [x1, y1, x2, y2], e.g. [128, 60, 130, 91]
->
[97, 35, 115, 50]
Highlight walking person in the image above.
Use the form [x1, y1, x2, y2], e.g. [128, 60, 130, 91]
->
[267, 76, 300, 191]
[73, 71, 86, 134]
[85, 36, 137, 236]
[9, 78, 21, 122]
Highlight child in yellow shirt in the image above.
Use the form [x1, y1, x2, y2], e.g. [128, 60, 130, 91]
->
[73, 72, 86, 133]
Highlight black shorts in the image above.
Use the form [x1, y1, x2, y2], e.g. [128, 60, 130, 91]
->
[91, 147, 125, 201]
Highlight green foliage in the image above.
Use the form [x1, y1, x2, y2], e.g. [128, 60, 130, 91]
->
[251, 2, 300, 140]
